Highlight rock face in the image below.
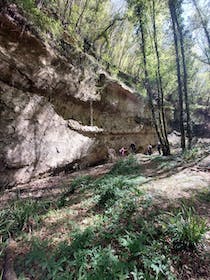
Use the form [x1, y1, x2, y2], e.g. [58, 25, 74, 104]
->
[0, 6, 156, 187]
[192, 107, 210, 138]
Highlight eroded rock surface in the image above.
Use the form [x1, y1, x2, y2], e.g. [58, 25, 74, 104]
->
[0, 6, 156, 187]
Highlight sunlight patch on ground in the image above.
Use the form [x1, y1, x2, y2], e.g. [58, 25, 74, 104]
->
[142, 169, 210, 200]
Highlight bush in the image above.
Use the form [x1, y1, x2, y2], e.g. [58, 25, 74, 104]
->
[14, 0, 63, 39]
[96, 176, 127, 207]
[165, 207, 208, 250]
[110, 155, 140, 175]
[183, 147, 199, 161]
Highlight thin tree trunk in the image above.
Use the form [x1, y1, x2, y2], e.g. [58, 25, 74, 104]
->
[93, 17, 124, 45]
[169, 0, 186, 151]
[175, 14, 192, 149]
[68, 0, 74, 20]
[138, 14, 163, 148]
[118, 41, 127, 68]
[75, 0, 88, 31]
[35, 0, 43, 9]
[156, 72, 165, 141]
[152, 0, 170, 155]
[192, 0, 210, 48]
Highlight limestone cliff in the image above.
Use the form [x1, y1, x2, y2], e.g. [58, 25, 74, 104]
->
[0, 5, 156, 187]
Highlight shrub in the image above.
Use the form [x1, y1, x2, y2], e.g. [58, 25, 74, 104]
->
[110, 155, 140, 175]
[95, 175, 133, 207]
[183, 147, 199, 161]
[14, 0, 63, 39]
[165, 207, 208, 250]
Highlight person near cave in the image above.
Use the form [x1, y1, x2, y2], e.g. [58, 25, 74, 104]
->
[119, 147, 127, 156]
[147, 144, 153, 155]
[130, 143, 136, 153]
[157, 142, 161, 155]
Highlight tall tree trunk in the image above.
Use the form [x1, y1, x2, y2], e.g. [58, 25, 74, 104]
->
[35, 0, 43, 9]
[68, 0, 74, 20]
[152, 0, 170, 155]
[118, 41, 127, 68]
[169, 0, 186, 151]
[156, 72, 165, 141]
[175, 14, 192, 149]
[138, 12, 163, 150]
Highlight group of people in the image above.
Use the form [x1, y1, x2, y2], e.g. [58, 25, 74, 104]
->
[147, 142, 162, 155]
[119, 142, 163, 157]
[119, 143, 136, 156]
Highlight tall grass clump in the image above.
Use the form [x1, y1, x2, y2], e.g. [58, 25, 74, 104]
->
[0, 199, 51, 241]
[164, 207, 208, 250]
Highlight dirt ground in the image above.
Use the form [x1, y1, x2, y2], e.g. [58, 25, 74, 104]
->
[1, 154, 209, 208]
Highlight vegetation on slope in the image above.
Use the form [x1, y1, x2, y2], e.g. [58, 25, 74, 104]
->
[0, 154, 209, 279]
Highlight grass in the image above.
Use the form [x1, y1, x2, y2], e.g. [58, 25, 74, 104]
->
[109, 155, 141, 175]
[197, 189, 210, 203]
[0, 199, 53, 241]
[1, 155, 209, 279]
[161, 206, 208, 250]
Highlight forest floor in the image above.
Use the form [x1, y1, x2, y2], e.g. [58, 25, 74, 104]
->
[0, 142, 210, 280]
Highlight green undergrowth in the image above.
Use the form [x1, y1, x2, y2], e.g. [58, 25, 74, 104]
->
[182, 147, 199, 162]
[0, 199, 54, 242]
[1, 156, 209, 279]
[110, 155, 141, 175]
[15, 202, 208, 280]
[197, 189, 210, 203]
[12, 0, 63, 39]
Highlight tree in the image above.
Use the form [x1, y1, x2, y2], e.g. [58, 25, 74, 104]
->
[174, 7, 192, 149]
[127, 0, 171, 155]
[151, 0, 170, 155]
[168, 0, 186, 151]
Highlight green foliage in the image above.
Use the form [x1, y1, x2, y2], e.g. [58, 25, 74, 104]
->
[182, 147, 199, 161]
[58, 176, 93, 207]
[19, 220, 176, 280]
[119, 232, 148, 257]
[81, 246, 127, 280]
[22, 237, 128, 280]
[71, 175, 93, 190]
[197, 189, 210, 203]
[0, 199, 51, 241]
[95, 176, 128, 207]
[110, 155, 140, 176]
[164, 207, 208, 250]
[14, 0, 63, 39]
